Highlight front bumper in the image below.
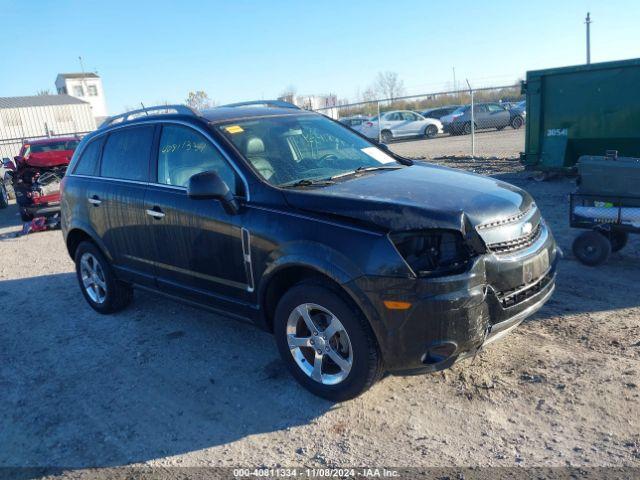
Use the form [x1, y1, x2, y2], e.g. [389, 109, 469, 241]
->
[347, 223, 559, 374]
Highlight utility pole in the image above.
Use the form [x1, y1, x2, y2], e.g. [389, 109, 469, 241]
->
[452, 67, 457, 92]
[78, 56, 88, 96]
[585, 12, 592, 64]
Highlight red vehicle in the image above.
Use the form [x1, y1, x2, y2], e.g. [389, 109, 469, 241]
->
[1, 137, 80, 221]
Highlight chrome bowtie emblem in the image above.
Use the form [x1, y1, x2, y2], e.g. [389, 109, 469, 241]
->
[522, 222, 533, 235]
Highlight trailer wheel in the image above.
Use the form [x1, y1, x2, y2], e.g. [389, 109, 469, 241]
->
[573, 231, 611, 266]
[598, 230, 629, 253]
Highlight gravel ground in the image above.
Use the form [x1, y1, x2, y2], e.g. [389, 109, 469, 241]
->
[389, 128, 525, 160]
[1, 150, 639, 476]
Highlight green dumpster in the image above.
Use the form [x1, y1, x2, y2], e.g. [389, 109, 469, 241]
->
[520, 57, 640, 173]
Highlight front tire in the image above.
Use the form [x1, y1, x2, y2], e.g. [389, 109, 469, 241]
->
[381, 130, 393, 143]
[274, 281, 383, 401]
[74, 241, 133, 314]
[463, 122, 473, 135]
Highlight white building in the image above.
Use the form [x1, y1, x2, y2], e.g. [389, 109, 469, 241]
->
[279, 94, 338, 111]
[0, 95, 96, 158]
[55, 72, 108, 123]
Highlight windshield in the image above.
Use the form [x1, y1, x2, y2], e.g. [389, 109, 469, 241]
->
[30, 140, 79, 153]
[218, 114, 399, 186]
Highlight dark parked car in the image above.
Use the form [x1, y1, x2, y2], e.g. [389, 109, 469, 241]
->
[420, 105, 461, 121]
[61, 103, 558, 401]
[442, 102, 525, 135]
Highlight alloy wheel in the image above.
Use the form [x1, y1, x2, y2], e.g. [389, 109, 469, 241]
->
[286, 303, 353, 385]
[80, 252, 108, 304]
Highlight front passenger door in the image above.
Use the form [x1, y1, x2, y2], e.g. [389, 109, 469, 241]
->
[144, 123, 250, 312]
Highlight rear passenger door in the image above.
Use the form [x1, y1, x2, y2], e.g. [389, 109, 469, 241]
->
[144, 123, 250, 311]
[383, 112, 403, 136]
[90, 125, 156, 286]
[486, 103, 510, 129]
[474, 104, 490, 128]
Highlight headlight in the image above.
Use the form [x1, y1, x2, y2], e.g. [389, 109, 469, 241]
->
[390, 230, 473, 277]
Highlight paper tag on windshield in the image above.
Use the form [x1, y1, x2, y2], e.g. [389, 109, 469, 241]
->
[224, 125, 244, 134]
[361, 147, 395, 164]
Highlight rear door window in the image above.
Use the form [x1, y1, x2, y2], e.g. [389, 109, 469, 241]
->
[100, 126, 154, 181]
[73, 137, 103, 176]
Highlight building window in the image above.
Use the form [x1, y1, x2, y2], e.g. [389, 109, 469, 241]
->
[73, 85, 84, 97]
[87, 85, 98, 96]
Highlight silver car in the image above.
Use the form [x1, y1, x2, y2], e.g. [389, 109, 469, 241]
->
[359, 110, 443, 143]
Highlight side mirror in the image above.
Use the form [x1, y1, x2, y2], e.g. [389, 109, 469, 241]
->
[187, 171, 239, 214]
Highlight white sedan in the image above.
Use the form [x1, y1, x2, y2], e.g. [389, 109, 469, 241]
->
[359, 110, 443, 143]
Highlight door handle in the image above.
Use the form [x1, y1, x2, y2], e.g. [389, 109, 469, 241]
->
[88, 195, 102, 206]
[146, 207, 165, 219]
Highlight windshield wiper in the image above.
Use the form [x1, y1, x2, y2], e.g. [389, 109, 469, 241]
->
[330, 165, 403, 180]
[280, 178, 335, 188]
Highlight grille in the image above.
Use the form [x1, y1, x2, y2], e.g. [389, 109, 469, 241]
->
[487, 222, 542, 254]
[497, 272, 553, 308]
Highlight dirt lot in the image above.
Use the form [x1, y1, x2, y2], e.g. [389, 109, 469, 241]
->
[390, 127, 525, 160]
[1, 149, 639, 475]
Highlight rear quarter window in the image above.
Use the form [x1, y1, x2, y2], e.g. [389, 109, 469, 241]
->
[100, 126, 154, 181]
[73, 138, 103, 176]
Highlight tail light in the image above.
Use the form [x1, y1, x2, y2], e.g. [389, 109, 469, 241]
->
[366, 122, 373, 127]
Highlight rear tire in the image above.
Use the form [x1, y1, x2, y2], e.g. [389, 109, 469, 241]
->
[424, 124, 438, 138]
[572, 231, 611, 266]
[274, 280, 383, 401]
[381, 130, 393, 143]
[511, 116, 524, 129]
[74, 241, 133, 314]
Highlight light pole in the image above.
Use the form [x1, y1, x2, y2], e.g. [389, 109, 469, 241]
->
[585, 12, 592, 64]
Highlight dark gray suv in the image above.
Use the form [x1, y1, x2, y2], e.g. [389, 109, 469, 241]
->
[61, 102, 557, 401]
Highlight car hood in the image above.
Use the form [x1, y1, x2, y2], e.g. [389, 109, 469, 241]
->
[23, 150, 73, 168]
[283, 164, 534, 234]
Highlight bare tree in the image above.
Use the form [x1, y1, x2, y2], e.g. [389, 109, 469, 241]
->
[373, 71, 405, 100]
[185, 91, 215, 110]
[36, 89, 51, 96]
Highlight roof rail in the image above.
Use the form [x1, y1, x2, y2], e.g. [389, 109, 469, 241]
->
[219, 100, 301, 110]
[99, 104, 200, 129]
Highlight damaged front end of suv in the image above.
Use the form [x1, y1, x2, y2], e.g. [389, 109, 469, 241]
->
[283, 163, 559, 375]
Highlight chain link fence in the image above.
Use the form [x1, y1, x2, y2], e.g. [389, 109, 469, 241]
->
[314, 85, 526, 162]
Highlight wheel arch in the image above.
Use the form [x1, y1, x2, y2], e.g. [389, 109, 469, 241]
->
[65, 224, 113, 262]
[258, 261, 387, 362]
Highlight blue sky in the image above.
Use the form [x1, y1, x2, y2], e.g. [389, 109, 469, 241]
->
[1, 0, 639, 113]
